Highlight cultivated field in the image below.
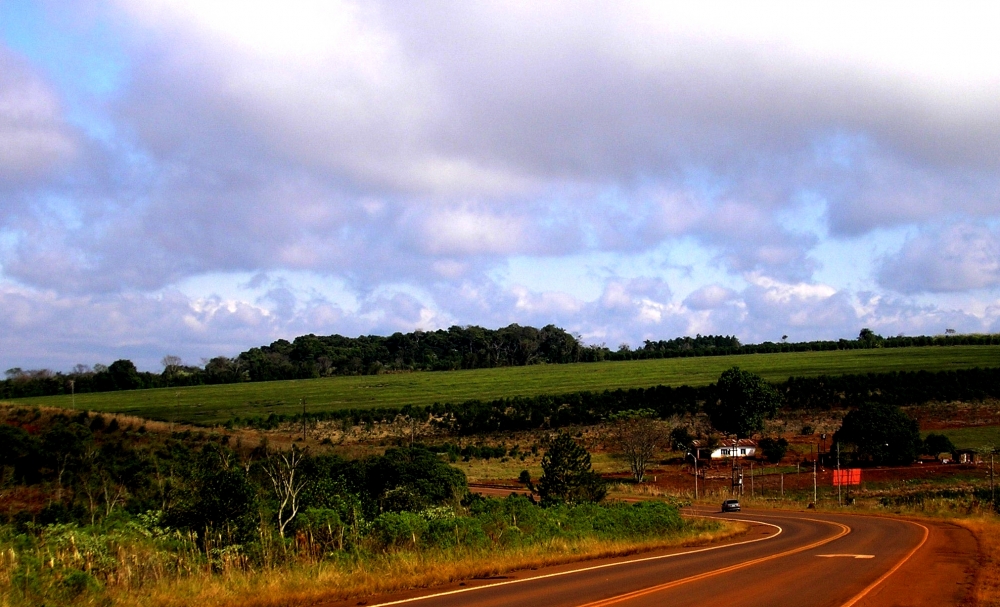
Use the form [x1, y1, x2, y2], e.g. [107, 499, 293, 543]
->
[923, 426, 1000, 450]
[6, 345, 999, 425]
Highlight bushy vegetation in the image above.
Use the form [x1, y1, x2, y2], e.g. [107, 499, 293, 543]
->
[0, 495, 688, 607]
[758, 437, 790, 463]
[0, 408, 696, 606]
[922, 433, 957, 456]
[833, 402, 923, 466]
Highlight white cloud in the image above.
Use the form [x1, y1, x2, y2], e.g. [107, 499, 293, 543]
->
[416, 205, 529, 256]
[879, 223, 1000, 293]
[0, 48, 76, 183]
[684, 284, 737, 310]
[2, 2, 1000, 368]
[746, 274, 837, 303]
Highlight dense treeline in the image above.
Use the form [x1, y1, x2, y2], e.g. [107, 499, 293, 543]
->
[0, 410, 467, 530]
[234, 366, 1000, 436]
[608, 329, 1000, 360]
[3, 325, 999, 399]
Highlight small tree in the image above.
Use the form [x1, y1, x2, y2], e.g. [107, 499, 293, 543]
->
[706, 367, 782, 439]
[758, 437, 789, 464]
[536, 432, 606, 505]
[833, 402, 921, 466]
[605, 409, 667, 483]
[922, 433, 956, 457]
[669, 426, 694, 451]
[263, 445, 308, 538]
[108, 359, 142, 390]
[858, 328, 884, 348]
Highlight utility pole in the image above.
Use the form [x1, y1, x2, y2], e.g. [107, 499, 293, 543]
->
[837, 442, 842, 506]
[813, 458, 817, 504]
[69, 379, 75, 409]
[780, 472, 784, 498]
[750, 461, 754, 498]
[687, 451, 699, 500]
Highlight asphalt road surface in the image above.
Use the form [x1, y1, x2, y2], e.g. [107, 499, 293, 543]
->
[324, 508, 976, 607]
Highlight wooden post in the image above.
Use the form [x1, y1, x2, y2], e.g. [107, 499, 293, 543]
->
[813, 458, 817, 504]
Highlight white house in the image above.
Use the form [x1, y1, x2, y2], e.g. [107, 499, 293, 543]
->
[690, 439, 757, 460]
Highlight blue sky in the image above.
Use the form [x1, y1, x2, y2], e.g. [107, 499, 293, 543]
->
[1, 1, 999, 372]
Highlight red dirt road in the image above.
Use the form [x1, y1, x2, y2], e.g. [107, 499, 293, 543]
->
[321, 509, 976, 607]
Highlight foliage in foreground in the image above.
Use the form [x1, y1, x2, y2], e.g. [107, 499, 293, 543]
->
[0, 496, 687, 607]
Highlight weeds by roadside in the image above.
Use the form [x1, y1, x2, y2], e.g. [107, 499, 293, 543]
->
[0, 505, 742, 607]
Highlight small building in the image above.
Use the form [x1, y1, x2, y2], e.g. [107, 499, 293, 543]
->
[690, 439, 757, 460]
[955, 449, 982, 464]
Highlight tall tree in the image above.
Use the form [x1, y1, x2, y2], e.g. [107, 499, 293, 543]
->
[535, 432, 606, 505]
[706, 367, 782, 438]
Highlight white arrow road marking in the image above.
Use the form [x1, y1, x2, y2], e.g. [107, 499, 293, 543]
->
[817, 554, 875, 559]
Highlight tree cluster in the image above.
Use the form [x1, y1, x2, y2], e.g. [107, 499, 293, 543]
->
[833, 402, 922, 466]
[0, 409, 468, 543]
[603, 329, 1000, 361]
[3, 326, 997, 399]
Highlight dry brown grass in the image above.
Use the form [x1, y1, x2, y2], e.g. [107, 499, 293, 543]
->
[955, 516, 1000, 607]
[26, 520, 745, 607]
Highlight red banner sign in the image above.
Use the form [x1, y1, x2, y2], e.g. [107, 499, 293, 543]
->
[833, 468, 861, 486]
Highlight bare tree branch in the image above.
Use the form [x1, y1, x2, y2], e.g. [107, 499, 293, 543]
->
[263, 445, 308, 538]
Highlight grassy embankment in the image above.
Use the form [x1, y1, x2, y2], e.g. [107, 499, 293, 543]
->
[8, 345, 999, 425]
[0, 506, 745, 607]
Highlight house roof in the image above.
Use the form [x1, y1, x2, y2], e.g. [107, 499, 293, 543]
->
[690, 438, 757, 448]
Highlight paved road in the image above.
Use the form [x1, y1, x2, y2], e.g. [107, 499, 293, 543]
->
[324, 509, 974, 607]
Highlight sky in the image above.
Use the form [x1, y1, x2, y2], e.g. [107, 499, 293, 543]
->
[1, 1, 999, 372]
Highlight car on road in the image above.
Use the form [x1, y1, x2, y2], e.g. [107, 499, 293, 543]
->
[721, 499, 741, 512]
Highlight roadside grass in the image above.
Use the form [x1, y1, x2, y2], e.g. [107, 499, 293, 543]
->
[922, 425, 1000, 450]
[0, 518, 746, 607]
[955, 517, 1000, 606]
[6, 345, 999, 425]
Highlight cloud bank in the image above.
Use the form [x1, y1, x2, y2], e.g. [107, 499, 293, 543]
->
[1, 1, 999, 370]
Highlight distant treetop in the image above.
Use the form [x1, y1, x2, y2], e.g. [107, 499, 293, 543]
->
[2, 326, 999, 399]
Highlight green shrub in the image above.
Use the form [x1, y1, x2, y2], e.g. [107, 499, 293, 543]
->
[371, 511, 428, 550]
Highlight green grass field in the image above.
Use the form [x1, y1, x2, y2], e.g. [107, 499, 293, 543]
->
[6, 346, 999, 425]
[922, 426, 1000, 450]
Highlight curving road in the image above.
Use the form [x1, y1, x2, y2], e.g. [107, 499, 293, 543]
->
[323, 508, 975, 607]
